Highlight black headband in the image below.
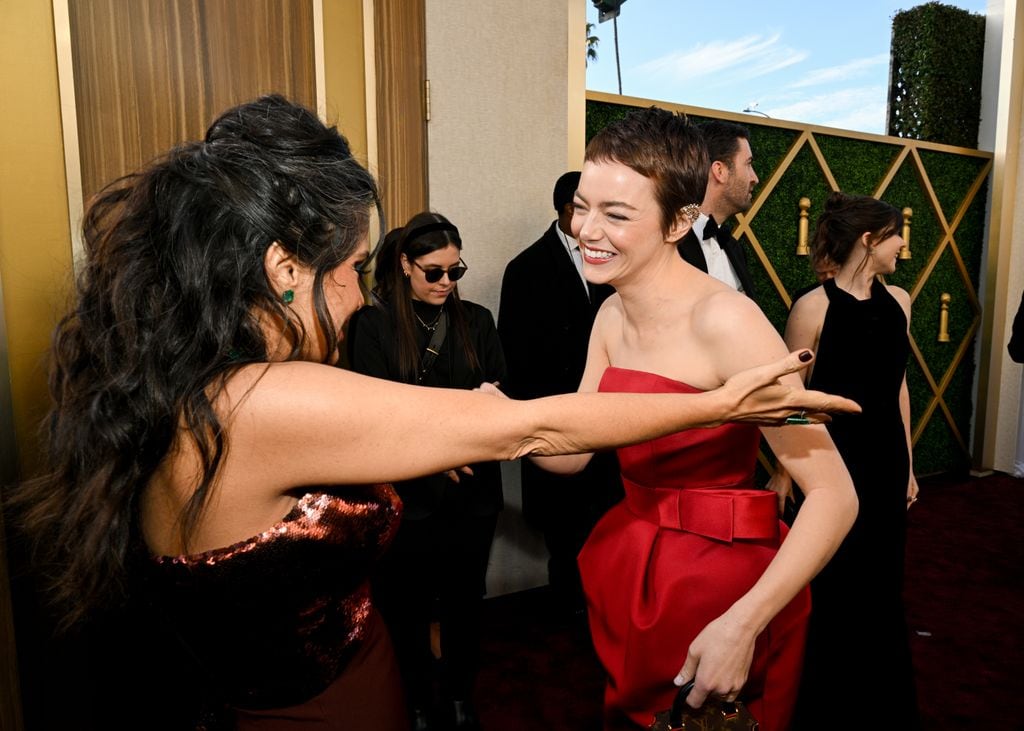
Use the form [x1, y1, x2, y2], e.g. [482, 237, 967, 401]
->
[405, 221, 461, 244]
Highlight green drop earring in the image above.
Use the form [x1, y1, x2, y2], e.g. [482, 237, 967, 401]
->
[282, 289, 294, 304]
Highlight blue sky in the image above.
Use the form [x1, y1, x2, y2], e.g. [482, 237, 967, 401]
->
[585, 0, 987, 135]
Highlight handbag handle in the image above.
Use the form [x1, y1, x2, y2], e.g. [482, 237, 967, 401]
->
[670, 680, 741, 728]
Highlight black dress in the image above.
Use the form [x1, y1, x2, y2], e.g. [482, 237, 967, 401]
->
[347, 298, 506, 719]
[792, 278, 919, 728]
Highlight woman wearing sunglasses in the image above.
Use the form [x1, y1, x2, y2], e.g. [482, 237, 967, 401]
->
[347, 211, 505, 731]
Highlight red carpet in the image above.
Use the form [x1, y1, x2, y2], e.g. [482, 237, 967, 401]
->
[904, 472, 1024, 729]
[476, 472, 1024, 730]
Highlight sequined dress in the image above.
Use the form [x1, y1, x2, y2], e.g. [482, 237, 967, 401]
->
[142, 484, 405, 730]
[579, 367, 810, 731]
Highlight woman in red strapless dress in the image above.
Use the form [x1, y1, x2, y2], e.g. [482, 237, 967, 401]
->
[535, 108, 859, 731]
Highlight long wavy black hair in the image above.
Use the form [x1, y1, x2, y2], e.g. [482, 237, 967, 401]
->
[371, 211, 479, 383]
[11, 94, 379, 627]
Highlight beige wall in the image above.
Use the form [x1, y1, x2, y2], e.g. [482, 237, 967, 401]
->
[424, 0, 575, 317]
[423, 0, 583, 593]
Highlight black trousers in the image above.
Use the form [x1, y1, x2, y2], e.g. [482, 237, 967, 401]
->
[373, 505, 498, 709]
[522, 452, 623, 612]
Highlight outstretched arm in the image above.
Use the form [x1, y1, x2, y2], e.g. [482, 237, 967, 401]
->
[220, 348, 857, 500]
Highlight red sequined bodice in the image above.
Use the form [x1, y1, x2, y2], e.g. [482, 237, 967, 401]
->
[142, 484, 401, 709]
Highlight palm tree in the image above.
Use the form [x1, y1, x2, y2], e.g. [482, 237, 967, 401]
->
[586, 22, 599, 66]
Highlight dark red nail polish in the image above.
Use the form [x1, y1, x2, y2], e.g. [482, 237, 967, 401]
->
[799, 350, 813, 362]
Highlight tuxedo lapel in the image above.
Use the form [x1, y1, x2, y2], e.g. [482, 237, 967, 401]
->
[721, 233, 756, 299]
[676, 230, 709, 273]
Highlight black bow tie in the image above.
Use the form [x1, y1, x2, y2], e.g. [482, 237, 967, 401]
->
[703, 217, 726, 243]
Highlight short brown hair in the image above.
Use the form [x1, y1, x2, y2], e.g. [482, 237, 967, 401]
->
[585, 107, 708, 234]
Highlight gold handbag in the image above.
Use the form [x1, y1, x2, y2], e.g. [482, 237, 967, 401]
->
[648, 681, 759, 731]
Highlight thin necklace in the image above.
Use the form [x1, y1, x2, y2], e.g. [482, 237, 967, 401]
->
[415, 305, 444, 331]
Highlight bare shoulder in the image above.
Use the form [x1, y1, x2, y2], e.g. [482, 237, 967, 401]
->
[789, 285, 828, 320]
[884, 284, 912, 327]
[690, 288, 790, 380]
[885, 284, 911, 309]
[217, 361, 371, 430]
[592, 291, 624, 335]
[690, 288, 768, 341]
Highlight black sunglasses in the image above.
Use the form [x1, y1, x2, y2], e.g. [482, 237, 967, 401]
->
[412, 259, 468, 283]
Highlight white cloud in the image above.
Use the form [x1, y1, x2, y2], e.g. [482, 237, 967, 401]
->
[761, 85, 888, 133]
[788, 53, 891, 89]
[636, 33, 808, 82]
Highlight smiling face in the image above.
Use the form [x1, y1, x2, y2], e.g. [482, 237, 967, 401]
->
[868, 231, 905, 275]
[571, 160, 687, 288]
[402, 243, 463, 305]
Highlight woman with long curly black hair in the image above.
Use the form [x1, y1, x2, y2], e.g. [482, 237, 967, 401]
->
[10, 95, 856, 730]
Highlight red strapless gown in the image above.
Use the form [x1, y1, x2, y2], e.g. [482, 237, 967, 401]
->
[579, 368, 810, 731]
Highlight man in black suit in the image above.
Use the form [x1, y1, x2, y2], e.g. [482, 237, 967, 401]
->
[497, 171, 622, 616]
[678, 120, 759, 298]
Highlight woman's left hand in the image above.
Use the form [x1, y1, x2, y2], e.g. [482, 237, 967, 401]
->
[673, 611, 756, 708]
[906, 474, 919, 509]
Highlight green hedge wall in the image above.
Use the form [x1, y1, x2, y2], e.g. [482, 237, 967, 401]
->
[888, 2, 985, 148]
[586, 99, 990, 476]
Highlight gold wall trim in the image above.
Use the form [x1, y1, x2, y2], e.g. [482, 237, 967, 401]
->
[313, 0, 326, 119]
[872, 146, 911, 200]
[587, 90, 994, 158]
[52, 0, 84, 271]
[805, 133, 840, 191]
[362, 0, 379, 180]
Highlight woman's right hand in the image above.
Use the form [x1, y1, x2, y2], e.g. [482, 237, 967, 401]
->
[765, 466, 795, 516]
[716, 350, 860, 425]
[475, 381, 507, 398]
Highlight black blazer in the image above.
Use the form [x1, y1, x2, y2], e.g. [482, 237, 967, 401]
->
[498, 223, 622, 521]
[1010, 290, 1024, 363]
[677, 226, 756, 300]
[347, 300, 506, 519]
[497, 222, 613, 401]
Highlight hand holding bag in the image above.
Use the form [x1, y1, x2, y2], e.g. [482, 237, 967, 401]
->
[648, 680, 759, 731]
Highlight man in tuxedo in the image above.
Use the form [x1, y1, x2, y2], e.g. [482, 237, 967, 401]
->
[678, 120, 759, 298]
[497, 171, 622, 616]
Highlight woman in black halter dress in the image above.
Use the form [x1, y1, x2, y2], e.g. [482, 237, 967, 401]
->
[772, 192, 921, 729]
